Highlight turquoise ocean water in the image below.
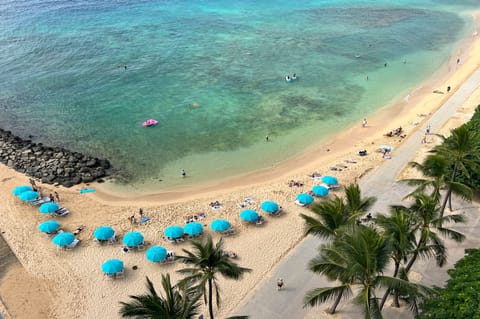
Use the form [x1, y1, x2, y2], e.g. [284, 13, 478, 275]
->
[0, 0, 477, 193]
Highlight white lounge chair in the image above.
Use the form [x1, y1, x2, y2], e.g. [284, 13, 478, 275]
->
[28, 197, 51, 206]
[65, 239, 80, 250]
[271, 208, 283, 216]
[115, 269, 125, 279]
[294, 200, 307, 207]
[222, 227, 236, 236]
[53, 207, 70, 217]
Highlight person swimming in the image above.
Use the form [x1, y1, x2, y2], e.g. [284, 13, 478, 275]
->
[292, 73, 297, 80]
[285, 75, 291, 82]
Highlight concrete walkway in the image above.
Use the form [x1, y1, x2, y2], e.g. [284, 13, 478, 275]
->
[231, 68, 480, 319]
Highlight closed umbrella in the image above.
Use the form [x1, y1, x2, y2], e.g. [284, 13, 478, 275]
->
[94, 226, 115, 241]
[102, 259, 124, 274]
[164, 226, 184, 239]
[122, 232, 144, 247]
[12, 185, 32, 196]
[19, 191, 39, 201]
[39, 202, 60, 214]
[184, 222, 203, 236]
[297, 193, 314, 205]
[210, 219, 231, 232]
[52, 232, 75, 246]
[240, 209, 259, 222]
[321, 175, 338, 185]
[146, 246, 167, 262]
[261, 201, 279, 214]
[312, 185, 329, 197]
[38, 220, 60, 233]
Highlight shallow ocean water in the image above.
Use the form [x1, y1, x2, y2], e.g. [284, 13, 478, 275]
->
[0, 0, 476, 191]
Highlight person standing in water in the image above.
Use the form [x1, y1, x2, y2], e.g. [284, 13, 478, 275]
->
[181, 169, 186, 178]
[362, 118, 367, 128]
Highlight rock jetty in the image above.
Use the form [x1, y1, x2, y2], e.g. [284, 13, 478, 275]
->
[0, 129, 111, 187]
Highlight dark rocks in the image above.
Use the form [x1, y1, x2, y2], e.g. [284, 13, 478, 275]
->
[0, 128, 112, 187]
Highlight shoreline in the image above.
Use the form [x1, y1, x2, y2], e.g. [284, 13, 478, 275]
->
[92, 10, 480, 203]
[0, 11, 479, 319]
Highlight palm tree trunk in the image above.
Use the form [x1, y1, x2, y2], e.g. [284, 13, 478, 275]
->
[380, 261, 400, 309]
[329, 293, 343, 314]
[208, 278, 214, 319]
[440, 163, 457, 221]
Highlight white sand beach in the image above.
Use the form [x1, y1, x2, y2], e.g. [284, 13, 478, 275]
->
[1, 14, 480, 319]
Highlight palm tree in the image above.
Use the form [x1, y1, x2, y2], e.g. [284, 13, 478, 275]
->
[376, 206, 418, 309]
[304, 226, 432, 318]
[403, 193, 465, 274]
[300, 183, 376, 240]
[177, 236, 251, 319]
[432, 126, 480, 216]
[119, 275, 200, 319]
[403, 154, 473, 220]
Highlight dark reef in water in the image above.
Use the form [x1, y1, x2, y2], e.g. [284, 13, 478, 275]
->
[0, 128, 111, 187]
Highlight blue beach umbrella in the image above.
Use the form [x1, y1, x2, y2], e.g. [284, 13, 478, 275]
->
[321, 175, 338, 186]
[184, 222, 203, 236]
[164, 226, 184, 239]
[102, 259, 124, 274]
[12, 185, 32, 196]
[297, 193, 314, 205]
[52, 232, 75, 246]
[19, 191, 39, 201]
[94, 226, 115, 241]
[312, 185, 329, 197]
[146, 246, 167, 263]
[261, 201, 279, 214]
[210, 219, 231, 232]
[240, 209, 259, 222]
[38, 220, 60, 233]
[39, 202, 60, 214]
[122, 231, 144, 247]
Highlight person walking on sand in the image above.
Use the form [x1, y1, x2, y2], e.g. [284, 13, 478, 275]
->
[277, 278, 284, 291]
[362, 118, 367, 128]
[426, 124, 431, 135]
[54, 191, 60, 202]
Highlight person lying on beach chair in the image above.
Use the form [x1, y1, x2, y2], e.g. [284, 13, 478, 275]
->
[255, 216, 265, 226]
[209, 201, 222, 210]
[73, 226, 85, 236]
[53, 207, 70, 217]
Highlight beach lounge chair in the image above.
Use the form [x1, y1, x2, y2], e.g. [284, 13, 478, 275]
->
[294, 200, 307, 207]
[166, 237, 176, 244]
[222, 227, 236, 236]
[137, 244, 146, 251]
[271, 208, 283, 216]
[175, 237, 185, 243]
[53, 207, 70, 217]
[108, 235, 117, 245]
[28, 196, 51, 206]
[65, 239, 80, 250]
[115, 269, 125, 279]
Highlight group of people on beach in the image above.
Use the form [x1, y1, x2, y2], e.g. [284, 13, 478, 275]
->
[29, 178, 60, 202]
[128, 208, 144, 225]
[385, 126, 403, 137]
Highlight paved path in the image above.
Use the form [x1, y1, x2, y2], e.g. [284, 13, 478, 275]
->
[231, 68, 480, 319]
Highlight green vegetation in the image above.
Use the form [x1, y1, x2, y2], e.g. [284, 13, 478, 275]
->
[419, 249, 480, 319]
[119, 237, 250, 319]
[119, 275, 201, 319]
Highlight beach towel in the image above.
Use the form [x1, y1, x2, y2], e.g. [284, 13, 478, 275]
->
[140, 217, 150, 223]
[211, 205, 222, 210]
[80, 188, 95, 194]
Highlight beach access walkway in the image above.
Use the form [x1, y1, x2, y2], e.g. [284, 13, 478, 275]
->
[231, 67, 480, 319]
